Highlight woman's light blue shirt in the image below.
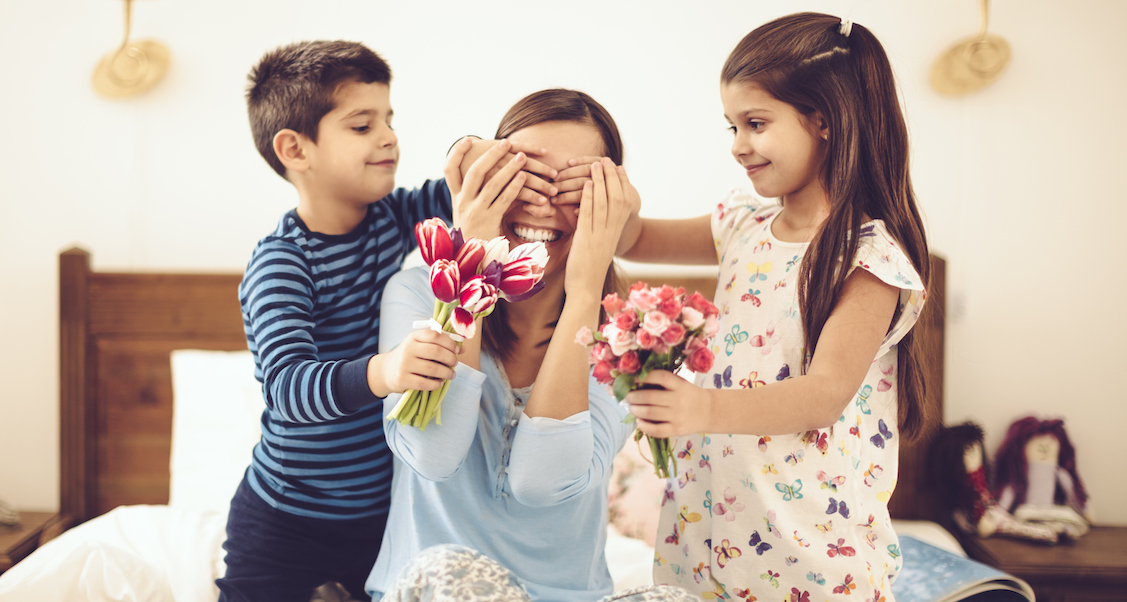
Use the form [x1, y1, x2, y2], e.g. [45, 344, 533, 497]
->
[365, 267, 633, 602]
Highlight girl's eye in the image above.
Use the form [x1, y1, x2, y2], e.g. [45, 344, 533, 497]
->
[352, 125, 370, 133]
[748, 120, 764, 130]
[726, 125, 737, 135]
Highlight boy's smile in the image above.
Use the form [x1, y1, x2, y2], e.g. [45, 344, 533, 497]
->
[301, 81, 399, 217]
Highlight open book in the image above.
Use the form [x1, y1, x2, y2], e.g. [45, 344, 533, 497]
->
[892, 535, 1034, 602]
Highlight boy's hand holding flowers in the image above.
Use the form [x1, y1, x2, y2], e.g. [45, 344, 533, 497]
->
[390, 218, 548, 429]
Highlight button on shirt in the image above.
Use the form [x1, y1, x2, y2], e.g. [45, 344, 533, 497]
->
[365, 267, 633, 602]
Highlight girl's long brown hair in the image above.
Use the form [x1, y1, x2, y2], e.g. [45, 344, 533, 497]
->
[722, 13, 933, 440]
[483, 89, 623, 361]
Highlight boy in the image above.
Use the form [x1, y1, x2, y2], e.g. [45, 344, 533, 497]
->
[218, 40, 462, 602]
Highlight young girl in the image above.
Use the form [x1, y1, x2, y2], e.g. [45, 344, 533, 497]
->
[616, 13, 932, 600]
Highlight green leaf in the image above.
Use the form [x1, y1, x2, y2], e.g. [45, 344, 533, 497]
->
[613, 372, 636, 401]
[621, 413, 637, 424]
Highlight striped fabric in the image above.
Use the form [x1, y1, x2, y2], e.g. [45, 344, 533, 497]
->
[238, 180, 451, 519]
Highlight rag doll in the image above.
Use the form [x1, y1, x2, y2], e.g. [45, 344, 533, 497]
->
[929, 422, 1057, 543]
[993, 416, 1090, 539]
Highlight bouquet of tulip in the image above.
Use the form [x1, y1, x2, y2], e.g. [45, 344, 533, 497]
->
[390, 218, 549, 429]
[576, 283, 720, 478]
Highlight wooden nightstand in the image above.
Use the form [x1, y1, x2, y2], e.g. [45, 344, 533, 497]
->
[958, 525, 1127, 602]
[0, 512, 69, 575]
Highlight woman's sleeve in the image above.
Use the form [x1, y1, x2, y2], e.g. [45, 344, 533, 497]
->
[379, 267, 485, 481]
[506, 380, 633, 507]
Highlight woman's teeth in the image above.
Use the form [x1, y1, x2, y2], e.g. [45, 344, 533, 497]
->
[513, 225, 560, 243]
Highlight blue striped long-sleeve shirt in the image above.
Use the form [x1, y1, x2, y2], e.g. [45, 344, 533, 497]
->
[238, 179, 452, 519]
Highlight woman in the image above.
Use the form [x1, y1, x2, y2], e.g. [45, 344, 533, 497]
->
[365, 89, 691, 602]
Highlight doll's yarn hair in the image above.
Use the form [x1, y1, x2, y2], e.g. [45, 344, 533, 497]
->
[992, 416, 1088, 509]
[928, 422, 988, 514]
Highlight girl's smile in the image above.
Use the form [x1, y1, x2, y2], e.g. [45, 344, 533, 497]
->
[721, 82, 828, 207]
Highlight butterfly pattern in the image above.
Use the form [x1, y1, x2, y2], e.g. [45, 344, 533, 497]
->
[652, 190, 924, 598]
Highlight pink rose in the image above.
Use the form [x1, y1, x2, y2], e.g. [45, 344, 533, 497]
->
[628, 287, 660, 313]
[601, 293, 625, 317]
[602, 324, 638, 356]
[617, 350, 642, 374]
[703, 315, 720, 338]
[680, 306, 705, 330]
[686, 291, 719, 318]
[684, 346, 715, 373]
[636, 328, 660, 350]
[575, 326, 595, 346]
[589, 341, 615, 364]
[641, 310, 672, 337]
[661, 323, 686, 346]
[658, 297, 682, 318]
[614, 310, 639, 331]
[592, 359, 616, 384]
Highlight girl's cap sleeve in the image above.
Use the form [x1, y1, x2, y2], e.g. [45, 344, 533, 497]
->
[710, 188, 776, 261]
[849, 221, 928, 356]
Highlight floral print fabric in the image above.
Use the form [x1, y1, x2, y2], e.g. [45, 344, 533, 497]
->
[651, 190, 926, 601]
[380, 545, 696, 602]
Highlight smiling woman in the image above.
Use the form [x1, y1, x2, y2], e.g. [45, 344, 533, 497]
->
[365, 89, 695, 602]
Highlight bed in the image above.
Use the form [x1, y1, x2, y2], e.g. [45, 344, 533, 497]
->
[0, 247, 954, 601]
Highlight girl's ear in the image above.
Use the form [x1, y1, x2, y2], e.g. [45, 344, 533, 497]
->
[273, 129, 310, 173]
[813, 113, 830, 141]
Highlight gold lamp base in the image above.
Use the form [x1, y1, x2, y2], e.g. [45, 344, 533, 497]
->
[92, 39, 171, 99]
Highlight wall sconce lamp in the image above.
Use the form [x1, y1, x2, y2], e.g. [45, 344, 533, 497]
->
[91, 0, 171, 99]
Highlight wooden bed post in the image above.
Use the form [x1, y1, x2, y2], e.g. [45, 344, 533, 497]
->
[59, 247, 93, 525]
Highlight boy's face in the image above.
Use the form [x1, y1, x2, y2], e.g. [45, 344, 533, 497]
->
[302, 81, 398, 207]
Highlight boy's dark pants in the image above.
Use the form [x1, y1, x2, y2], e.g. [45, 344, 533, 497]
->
[217, 475, 388, 602]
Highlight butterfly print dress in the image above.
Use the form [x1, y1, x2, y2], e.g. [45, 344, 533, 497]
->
[652, 190, 926, 601]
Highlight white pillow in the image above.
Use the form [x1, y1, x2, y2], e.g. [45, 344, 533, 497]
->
[169, 350, 263, 513]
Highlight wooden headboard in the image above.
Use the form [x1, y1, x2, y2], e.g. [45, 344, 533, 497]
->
[58, 247, 945, 527]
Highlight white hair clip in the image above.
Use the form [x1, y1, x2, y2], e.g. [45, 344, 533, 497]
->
[839, 19, 853, 38]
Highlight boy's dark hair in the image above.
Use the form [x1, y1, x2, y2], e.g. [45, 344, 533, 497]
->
[246, 40, 391, 178]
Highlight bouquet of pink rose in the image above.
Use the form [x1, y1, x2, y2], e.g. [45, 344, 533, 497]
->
[576, 282, 720, 478]
[389, 218, 549, 429]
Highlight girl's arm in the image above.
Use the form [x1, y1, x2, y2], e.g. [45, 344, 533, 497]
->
[552, 157, 716, 264]
[627, 268, 899, 436]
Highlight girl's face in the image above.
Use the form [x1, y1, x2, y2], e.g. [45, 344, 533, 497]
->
[721, 81, 828, 204]
[502, 120, 606, 279]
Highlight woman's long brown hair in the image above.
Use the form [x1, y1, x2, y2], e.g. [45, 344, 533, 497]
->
[722, 13, 933, 440]
[483, 89, 623, 362]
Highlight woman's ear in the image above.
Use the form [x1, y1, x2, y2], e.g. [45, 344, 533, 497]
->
[273, 129, 309, 174]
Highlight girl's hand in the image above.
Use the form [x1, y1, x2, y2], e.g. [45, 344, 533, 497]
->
[444, 138, 529, 241]
[454, 138, 559, 218]
[564, 158, 640, 296]
[552, 155, 604, 213]
[625, 370, 713, 438]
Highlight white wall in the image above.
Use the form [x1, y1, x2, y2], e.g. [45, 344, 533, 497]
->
[2, 0, 1124, 524]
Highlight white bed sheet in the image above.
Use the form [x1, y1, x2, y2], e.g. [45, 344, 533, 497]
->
[0, 350, 965, 601]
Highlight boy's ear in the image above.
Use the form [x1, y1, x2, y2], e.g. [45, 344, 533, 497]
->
[273, 129, 309, 173]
